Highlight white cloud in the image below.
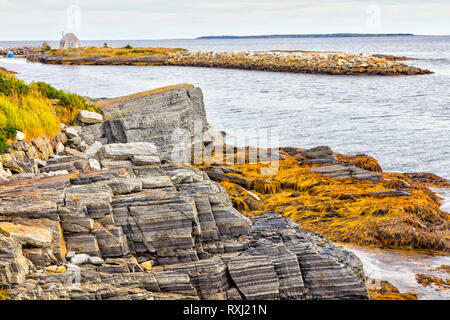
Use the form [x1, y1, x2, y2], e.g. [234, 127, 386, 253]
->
[0, 0, 448, 40]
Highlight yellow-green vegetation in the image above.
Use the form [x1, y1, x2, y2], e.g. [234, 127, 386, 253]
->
[0, 287, 6, 300]
[39, 46, 187, 59]
[203, 150, 449, 252]
[0, 69, 97, 147]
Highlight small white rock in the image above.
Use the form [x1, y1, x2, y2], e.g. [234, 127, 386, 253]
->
[65, 127, 79, 138]
[71, 253, 91, 265]
[88, 158, 101, 171]
[78, 110, 103, 124]
[16, 130, 25, 141]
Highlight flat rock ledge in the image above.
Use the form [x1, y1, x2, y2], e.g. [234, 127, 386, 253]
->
[0, 142, 368, 300]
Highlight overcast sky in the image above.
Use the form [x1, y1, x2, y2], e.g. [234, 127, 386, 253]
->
[0, 0, 449, 40]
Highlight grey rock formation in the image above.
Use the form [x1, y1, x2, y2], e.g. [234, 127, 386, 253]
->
[0, 86, 369, 300]
[0, 145, 368, 300]
[78, 85, 210, 160]
[309, 163, 382, 181]
[78, 110, 103, 124]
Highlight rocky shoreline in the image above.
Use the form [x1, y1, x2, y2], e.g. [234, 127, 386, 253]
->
[22, 47, 433, 75]
[0, 85, 370, 300]
[0, 84, 448, 300]
[166, 50, 432, 75]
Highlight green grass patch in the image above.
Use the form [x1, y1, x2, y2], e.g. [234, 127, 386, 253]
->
[0, 70, 99, 142]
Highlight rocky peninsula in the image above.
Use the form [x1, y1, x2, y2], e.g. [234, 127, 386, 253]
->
[24, 46, 433, 75]
[0, 74, 448, 300]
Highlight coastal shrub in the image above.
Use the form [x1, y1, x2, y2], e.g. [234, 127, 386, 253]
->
[250, 178, 281, 194]
[0, 287, 7, 300]
[33, 81, 100, 124]
[123, 43, 133, 49]
[130, 49, 158, 55]
[3, 124, 17, 139]
[0, 94, 60, 139]
[0, 70, 99, 139]
[0, 71, 31, 96]
[0, 133, 8, 154]
[41, 41, 52, 52]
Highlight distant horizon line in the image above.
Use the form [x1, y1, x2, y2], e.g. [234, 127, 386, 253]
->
[1, 33, 450, 42]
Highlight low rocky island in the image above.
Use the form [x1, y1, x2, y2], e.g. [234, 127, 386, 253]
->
[23, 46, 433, 75]
[0, 70, 448, 300]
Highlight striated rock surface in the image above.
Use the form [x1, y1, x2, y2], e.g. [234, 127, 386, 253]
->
[77, 84, 209, 160]
[0, 142, 368, 300]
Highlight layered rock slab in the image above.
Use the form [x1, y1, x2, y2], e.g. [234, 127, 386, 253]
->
[78, 85, 209, 160]
[0, 147, 368, 300]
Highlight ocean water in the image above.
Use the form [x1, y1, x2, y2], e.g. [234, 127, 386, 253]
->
[0, 36, 449, 179]
[343, 244, 450, 300]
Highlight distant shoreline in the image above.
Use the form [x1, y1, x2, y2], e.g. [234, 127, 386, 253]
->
[23, 47, 432, 76]
[196, 33, 415, 40]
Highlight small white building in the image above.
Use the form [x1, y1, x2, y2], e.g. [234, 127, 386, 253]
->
[59, 33, 80, 49]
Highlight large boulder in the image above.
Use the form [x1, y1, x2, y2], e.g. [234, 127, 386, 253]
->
[78, 85, 210, 160]
[78, 110, 103, 124]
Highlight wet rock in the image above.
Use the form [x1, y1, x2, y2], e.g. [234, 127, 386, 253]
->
[309, 163, 382, 181]
[203, 167, 250, 187]
[305, 146, 334, 160]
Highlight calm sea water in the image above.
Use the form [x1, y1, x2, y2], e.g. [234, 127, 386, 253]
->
[1, 36, 449, 179]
